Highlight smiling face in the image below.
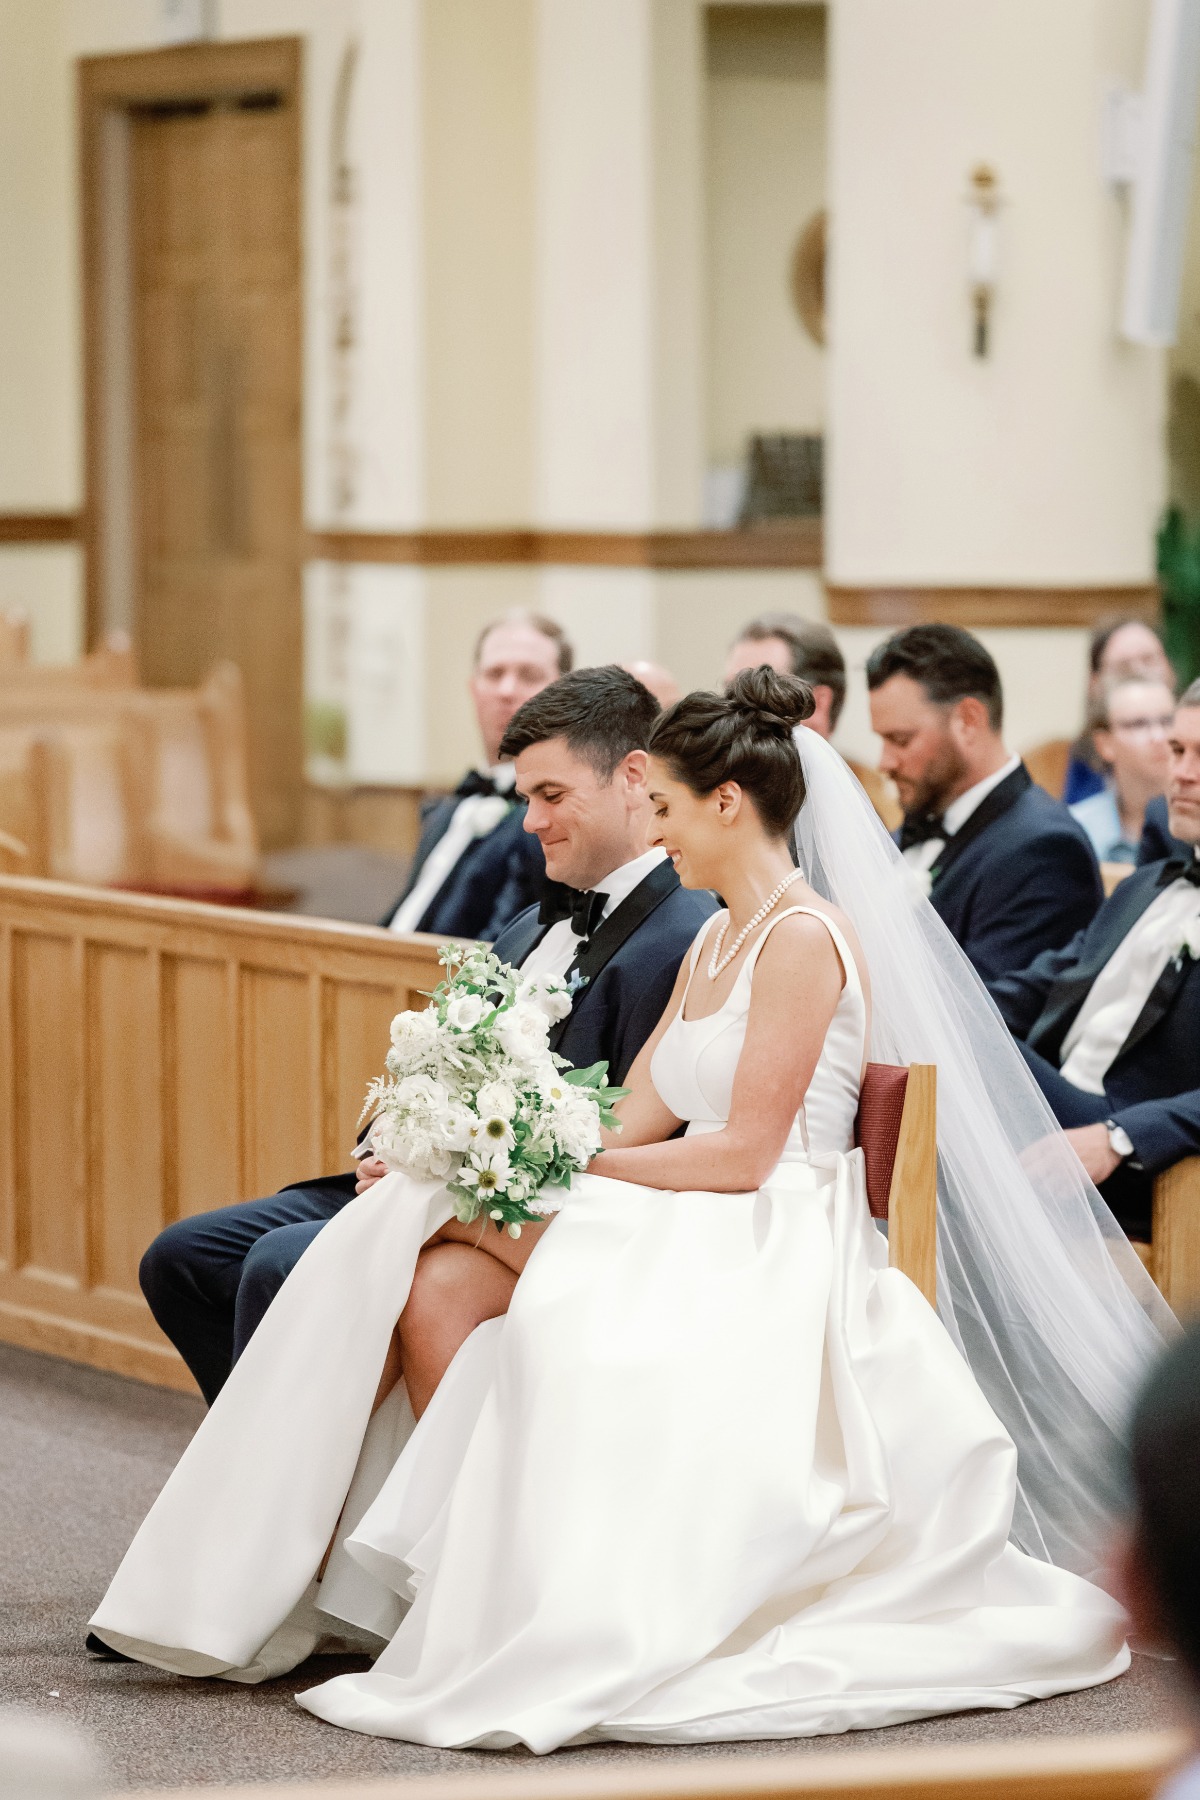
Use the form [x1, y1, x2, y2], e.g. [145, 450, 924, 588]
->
[646, 755, 748, 890]
[1167, 705, 1200, 846]
[514, 737, 651, 890]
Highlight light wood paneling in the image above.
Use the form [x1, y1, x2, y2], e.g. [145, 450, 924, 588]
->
[827, 584, 1160, 630]
[888, 1064, 937, 1308]
[306, 524, 824, 569]
[0, 876, 449, 1392]
[128, 1731, 1188, 1800]
[1151, 1156, 1200, 1319]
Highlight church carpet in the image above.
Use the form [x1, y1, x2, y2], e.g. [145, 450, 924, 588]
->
[0, 1340, 1182, 1792]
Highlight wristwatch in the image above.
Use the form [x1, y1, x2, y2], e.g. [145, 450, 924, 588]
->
[1105, 1119, 1134, 1162]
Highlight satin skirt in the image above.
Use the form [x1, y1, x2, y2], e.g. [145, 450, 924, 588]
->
[90, 1152, 1127, 1750]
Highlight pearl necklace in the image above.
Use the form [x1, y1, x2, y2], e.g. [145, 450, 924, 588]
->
[707, 869, 805, 979]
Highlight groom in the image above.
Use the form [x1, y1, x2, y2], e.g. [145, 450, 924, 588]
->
[139, 665, 715, 1404]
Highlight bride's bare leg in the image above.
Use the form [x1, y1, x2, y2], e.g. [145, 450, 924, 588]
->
[398, 1243, 518, 1418]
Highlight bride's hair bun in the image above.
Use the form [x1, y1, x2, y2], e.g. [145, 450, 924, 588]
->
[725, 666, 816, 732]
[647, 662, 812, 837]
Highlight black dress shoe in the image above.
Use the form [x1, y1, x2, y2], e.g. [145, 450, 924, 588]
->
[85, 1631, 133, 1662]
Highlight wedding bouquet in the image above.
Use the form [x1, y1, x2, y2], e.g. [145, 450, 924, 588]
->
[363, 943, 627, 1235]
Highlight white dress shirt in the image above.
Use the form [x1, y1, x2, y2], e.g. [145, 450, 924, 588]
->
[388, 765, 516, 934]
[1059, 864, 1200, 1094]
[518, 848, 668, 983]
[901, 754, 1022, 877]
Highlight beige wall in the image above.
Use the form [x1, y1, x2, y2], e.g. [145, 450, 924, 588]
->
[826, 0, 1165, 587]
[705, 4, 827, 465]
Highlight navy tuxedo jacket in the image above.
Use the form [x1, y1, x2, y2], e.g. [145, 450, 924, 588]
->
[990, 860, 1200, 1173]
[1137, 794, 1190, 866]
[914, 765, 1102, 982]
[493, 861, 718, 1086]
[381, 789, 546, 942]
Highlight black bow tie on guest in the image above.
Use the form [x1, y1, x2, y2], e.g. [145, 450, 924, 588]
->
[455, 770, 503, 800]
[898, 812, 947, 853]
[538, 885, 609, 939]
[1156, 854, 1200, 888]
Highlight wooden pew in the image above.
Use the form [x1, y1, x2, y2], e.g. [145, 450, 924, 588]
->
[0, 630, 134, 691]
[127, 1731, 1188, 1800]
[0, 876, 448, 1391]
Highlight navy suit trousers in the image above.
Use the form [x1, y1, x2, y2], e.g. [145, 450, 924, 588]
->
[139, 1178, 356, 1403]
[1017, 1041, 1152, 1238]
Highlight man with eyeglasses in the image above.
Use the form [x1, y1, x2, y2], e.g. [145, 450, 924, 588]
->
[991, 680, 1200, 1241]
[1070, 675, 1174, 866]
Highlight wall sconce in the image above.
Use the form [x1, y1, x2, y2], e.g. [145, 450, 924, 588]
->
[966, 164, 1002, 357]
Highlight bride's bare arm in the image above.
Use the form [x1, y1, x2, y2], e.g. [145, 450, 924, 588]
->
[589, 914, 844, 1191]
[596, 934, 708, 1150]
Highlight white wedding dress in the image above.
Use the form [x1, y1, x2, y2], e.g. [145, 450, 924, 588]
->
[90, 906, 1127, 1751]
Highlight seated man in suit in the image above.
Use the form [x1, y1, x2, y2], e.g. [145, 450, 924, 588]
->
[990, 680, 1200, 1241]
[724, 612, 901, 829]
[380, 610, 570, 941]
[138, 666, 716, 1405]
[868, 623, 1102, 982]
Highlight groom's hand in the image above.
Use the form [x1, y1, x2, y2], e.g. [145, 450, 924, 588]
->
[1063, 1123, 1122, 1186]
[355, 1155, 389, 1194]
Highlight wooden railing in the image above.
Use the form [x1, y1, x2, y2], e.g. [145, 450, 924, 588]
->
[0, 877, 448, 1392]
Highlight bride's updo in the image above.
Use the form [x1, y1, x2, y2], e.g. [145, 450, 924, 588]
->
[648, 666, 815, 836]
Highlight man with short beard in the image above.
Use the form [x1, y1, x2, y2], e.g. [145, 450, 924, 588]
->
[867, 624, 1101, 982]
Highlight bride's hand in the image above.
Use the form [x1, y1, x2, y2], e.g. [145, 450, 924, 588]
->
[355, 1155, 390, 1194]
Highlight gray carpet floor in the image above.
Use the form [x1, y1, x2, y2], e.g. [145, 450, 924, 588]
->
[0, 1341, 1183, 1792]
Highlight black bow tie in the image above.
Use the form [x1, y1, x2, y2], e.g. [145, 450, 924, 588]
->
[455, 770, 503, 800]
[538, 885, 608, 939]
[1156, 855, 1200, 888]
[898, 812, 947, 853]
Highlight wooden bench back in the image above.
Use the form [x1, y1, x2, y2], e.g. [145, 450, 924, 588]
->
[855, 1062, 938, 1306]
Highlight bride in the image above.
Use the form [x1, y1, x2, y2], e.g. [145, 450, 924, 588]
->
[90, 669, 1173, 1751]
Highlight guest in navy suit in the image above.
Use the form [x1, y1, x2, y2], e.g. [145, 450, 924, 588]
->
[380, 611, 572, 941]
[867, 624, 1102, 982]
[139, 667, 715, 1404]
[991, 681, 1200, 1239]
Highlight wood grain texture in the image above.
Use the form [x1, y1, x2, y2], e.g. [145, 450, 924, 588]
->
[307, 524, 824, 569]
[887, 1063, 937, 1308]
[129, 1730, 1187, 1800]
[1151, 1156, 1200, 1320]
[0, 876, 450, 1391]
[827, 585, 1159, 630]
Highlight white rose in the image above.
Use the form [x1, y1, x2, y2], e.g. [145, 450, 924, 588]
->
[494, 1002, 551, 1063]
[549, 1093, 601, 1162]
[394, 1073, 448, 1111]
[445, 994, 487, 1033]
[476, 1079, 518, 1119]
[373, 1117, 451, 1181]
[1182, 919, 1200, 961]
[388, 1007, 438, 1064]
[517, 973, 573, 1023]
[433, 1100, 476, 1152]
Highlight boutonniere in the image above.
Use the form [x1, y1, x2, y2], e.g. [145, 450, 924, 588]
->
[470, 794, 513, 837]
[1170, 919, 1200, 971]
[565, 969, 590, 996]
[908, 865, 935, 901]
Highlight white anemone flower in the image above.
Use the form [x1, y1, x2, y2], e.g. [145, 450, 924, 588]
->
[471, 1112, 516, 1153]
[459, 1149, 512, 1197]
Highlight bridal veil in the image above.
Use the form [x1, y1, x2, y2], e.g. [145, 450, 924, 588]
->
[792, 727, 1175, 1579]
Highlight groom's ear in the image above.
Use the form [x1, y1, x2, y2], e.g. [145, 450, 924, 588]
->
[621, 749, 649, 794]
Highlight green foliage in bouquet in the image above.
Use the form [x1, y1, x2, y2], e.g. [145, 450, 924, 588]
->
[363, 943, 627, 1236]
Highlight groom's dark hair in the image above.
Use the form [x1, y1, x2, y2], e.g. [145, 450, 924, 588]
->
[500, 665, 661, 780]
[866, 624, 1004, 731]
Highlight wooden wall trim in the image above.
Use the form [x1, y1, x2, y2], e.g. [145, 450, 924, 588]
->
[0, 875, 448, 1392]
[827, 583, 1160, 629]
[0, 513, 82, 546]
[306, 524, 824, 570]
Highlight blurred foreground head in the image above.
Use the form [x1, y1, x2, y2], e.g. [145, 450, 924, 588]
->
[724, 613, 845, 739]
[1125, 1321, 1200, 1681]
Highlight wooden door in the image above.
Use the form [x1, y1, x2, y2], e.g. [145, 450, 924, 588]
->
[130, 90, 302, 848]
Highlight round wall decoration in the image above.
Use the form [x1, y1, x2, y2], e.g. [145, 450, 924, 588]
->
[790, 209, 827, 347]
